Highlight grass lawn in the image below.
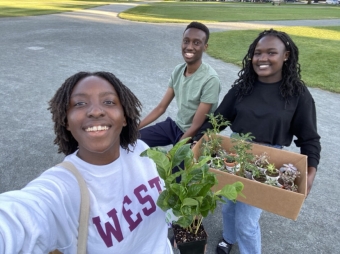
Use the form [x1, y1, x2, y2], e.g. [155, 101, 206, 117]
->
[0, 0, 129, 17]
[207, 26, 340, 93]
[120, 2, 340, 23]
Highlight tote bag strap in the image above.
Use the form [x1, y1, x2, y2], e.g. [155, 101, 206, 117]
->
[58, 161, 90, 254]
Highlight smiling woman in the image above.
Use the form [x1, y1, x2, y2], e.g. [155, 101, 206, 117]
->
[207, 26, 340, 92]
[0, 71, 174, 254]
[65, 75, 128, 165]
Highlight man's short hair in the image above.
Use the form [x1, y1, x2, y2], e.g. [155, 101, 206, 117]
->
[184, 21, 210, 43]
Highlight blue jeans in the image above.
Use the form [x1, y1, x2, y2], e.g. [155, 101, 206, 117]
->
[222, 134, 282, 253]
[222, 200, 262, 254]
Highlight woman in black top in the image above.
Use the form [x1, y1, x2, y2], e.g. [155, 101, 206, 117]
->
[194, 29, 321, 254]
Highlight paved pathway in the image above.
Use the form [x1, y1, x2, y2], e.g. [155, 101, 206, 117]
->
[0, 3, 339, 254]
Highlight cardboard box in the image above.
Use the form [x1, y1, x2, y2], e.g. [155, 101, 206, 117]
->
[192, 134, 307, 221]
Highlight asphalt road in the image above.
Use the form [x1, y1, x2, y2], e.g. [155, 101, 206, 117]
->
[0, 3, 339, 254]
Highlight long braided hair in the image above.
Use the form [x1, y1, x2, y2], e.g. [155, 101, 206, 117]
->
[48, 71, 142, 155]
[233, 29, 306, 102]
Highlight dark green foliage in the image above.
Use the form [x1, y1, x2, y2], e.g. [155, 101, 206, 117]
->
[141, 137, 244, 234]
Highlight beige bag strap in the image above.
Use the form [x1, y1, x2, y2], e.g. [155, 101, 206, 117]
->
[58, 161, 90, 254]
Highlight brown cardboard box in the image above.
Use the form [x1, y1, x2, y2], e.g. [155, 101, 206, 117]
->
[192, 134, 307, 220]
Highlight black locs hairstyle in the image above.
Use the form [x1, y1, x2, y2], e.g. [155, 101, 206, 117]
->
[234, 28, 306, 101]
[48, 71, 142, 155]
[185, 21, 210, 43]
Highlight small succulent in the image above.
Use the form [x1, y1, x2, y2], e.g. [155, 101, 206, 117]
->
[280, 163, 298, 173]
[265, 178, 280, 187]
[253, 152, 270, 168]
[280, 164, 300, 192]
[266, 163, 277, 174]
[210, 157, 225, 170]
[280, 169, 300, 182]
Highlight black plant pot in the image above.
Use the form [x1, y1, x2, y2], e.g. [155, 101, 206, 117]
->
[176, 238, 207, 254]
[173, 223, 208, 254]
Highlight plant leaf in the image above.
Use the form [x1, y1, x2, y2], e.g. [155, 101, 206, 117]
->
[165, 170, 184, 185]
[172, 143, 191, 168]
[182, 197, 199, 207]
[178, 185, 187, 202]
[181, 206, 192, 216]
[156, 190, 170, 211]
[187, 184, 203, 197]
[184, 149, 194, 169]
[175, 215, 193, 229]
[140, 148, 171, 179]
[168, 137, 191, 162]
[219, 182, 244, 201]
[170, 183, 181, 196]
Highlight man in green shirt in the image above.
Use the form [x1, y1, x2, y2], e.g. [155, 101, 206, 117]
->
[139, 21, 221, 148]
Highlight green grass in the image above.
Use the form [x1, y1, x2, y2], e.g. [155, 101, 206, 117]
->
[0, 0, 131, 17]
[207, 26, 340, 93]
[120, 2, 340, 23]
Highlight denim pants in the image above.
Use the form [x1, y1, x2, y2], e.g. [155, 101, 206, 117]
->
[222, 200, 262, 254]
[222, 134, 282, 254]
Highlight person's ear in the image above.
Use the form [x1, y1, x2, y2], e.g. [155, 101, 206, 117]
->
[284, 51, 290, 61]
[123, 116, 127, 127]
[204, 43, 208, 52]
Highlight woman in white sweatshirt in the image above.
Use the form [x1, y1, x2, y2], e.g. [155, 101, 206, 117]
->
[0, 71, 173, 254]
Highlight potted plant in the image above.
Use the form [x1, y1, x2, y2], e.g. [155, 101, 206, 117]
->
[252, 167, 267, 183]
[223, 153, 240, 173]
[230, 132, 255, 178]
[265, 178, 280, 188]
[278, 164, 300, 192]
[253, 152, 270, 171]
[243, 163, 257, 180]
[209, 156, 225, 171]
[200, 113, 230, 157]
[141, 138, 244, 254]
[264, 163, 280, 181]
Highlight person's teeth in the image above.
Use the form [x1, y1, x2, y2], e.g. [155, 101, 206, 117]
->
[86, 126, 108, 132]
[259, 65, 269, 69]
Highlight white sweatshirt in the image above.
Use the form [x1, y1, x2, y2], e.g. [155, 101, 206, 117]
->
[0, 140, 172, 254]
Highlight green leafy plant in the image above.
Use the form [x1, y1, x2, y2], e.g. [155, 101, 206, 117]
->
[230, 133, 255, 177]
[201, 113, 230, 157]
[141, 137, 244, 235]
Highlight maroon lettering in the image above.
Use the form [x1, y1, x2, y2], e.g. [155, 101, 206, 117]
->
[122, 195, 142, 231]
[148, 176, 162, 192]
[92, 208, 123, 247]
[134, 184, 156, 216]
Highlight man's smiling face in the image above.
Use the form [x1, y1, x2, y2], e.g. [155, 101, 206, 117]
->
[182, 28, 207, 66]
